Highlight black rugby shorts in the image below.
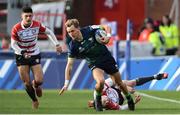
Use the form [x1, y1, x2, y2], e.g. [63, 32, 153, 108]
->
[15, 54, 41, 66]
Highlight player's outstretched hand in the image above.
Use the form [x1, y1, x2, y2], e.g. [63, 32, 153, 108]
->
[134, 94, 141, 104]
[59, 85, 68, 95]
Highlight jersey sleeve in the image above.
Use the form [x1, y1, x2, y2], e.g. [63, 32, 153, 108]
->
[66, 37, 84, 59]
[67, 44, 83, 59]
[39, 23, 46, 33]
[11, 26, 18, 41]
[66, 37, 76, 58]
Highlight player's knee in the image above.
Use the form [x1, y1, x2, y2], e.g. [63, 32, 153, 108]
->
[98, 79, 105, 87]
[116, 81, 124, 87]
[24, 81, 31, 87]
[34, 80, 43, 86]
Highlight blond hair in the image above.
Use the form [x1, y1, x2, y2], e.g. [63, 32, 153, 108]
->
[65, 19, 80, 28]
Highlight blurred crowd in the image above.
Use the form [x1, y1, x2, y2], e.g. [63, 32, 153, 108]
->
[0, 36, 11, 52]
[0, 14, 179, 57]
[138, 15, 179, 56]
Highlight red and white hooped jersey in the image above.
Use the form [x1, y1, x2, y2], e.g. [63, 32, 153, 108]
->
[11, 20, 46, 55]
[102, 83, 120, 104]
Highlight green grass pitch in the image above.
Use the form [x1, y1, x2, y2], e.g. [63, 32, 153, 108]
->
[0, 90, 180, 114]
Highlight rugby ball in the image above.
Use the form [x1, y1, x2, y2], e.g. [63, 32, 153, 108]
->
[95, 29, 109, 44]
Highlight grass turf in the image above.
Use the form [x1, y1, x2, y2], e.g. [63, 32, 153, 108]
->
[0, 90, 180, 114]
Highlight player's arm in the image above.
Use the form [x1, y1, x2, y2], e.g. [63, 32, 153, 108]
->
[100, 25, 112, 38]
[91, 25, 111, 44]
[11, 39, 31, 58]
[65, 57, 75, 84]
[59, 57, 75, 95]
[11, 39, 22, 54]
[91, 25, 112, 37]
[100, 25, 112, 44]
[11, 27, 22, 54]
[44, 28, 62, 54]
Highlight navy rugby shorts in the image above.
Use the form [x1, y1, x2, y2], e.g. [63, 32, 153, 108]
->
[88, 56, 119, 75]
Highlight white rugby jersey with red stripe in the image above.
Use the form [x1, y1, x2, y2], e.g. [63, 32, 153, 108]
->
[11, 20, 46, 55]
[101, 80, 127, 110]
[102, 83, 119, 104]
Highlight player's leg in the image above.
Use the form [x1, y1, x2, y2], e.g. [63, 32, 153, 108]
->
[31, 64, 43, 97]
[122, 73, 168, 93]
[131, 73, 168, 86]
[30, 54, 43, 97]
[109, 72, 135, 110]
[92, 68, 105, 111]
[102, 56, 135, 110]
[17, 65, 39, 109]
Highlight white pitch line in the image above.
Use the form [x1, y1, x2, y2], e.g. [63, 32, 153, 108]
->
[138, 92, 180, 104]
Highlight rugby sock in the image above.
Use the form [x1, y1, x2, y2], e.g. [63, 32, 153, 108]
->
[135, 76, 154, 86]
[95, 90, 102, 96]
[25, 84, 37, 102]
[93, 90, 101, 100]
[125, 93, 133, 100]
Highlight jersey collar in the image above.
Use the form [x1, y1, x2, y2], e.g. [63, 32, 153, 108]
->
[21, 21, 33, 29]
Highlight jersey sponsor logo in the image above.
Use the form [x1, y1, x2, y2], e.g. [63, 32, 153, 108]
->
[78, 38, 95, 53]
[79, 47, 85, 53]
[80, 40, 85, 44]
[18, 27, 39, 40]
[115, 64, 119, 70]
[36, 59, 40, 63]
[88, 37, 93, 41]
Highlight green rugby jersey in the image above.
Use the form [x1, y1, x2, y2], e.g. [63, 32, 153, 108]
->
[66, 25, 113, 66]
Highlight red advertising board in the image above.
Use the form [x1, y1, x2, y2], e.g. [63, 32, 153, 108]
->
[94, 0, 145, 40]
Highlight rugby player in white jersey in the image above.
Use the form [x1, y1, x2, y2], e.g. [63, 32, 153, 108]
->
[88, 73, 168, 110]
[11, 6, 62, 109]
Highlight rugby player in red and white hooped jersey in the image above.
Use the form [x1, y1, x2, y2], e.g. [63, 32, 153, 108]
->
[88, 73, 168, 110]
[88, 78, 141, 110]
[11, 6, 62, 109]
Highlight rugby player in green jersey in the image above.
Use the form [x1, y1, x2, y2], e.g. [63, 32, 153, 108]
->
[59, 19, 135, 111]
